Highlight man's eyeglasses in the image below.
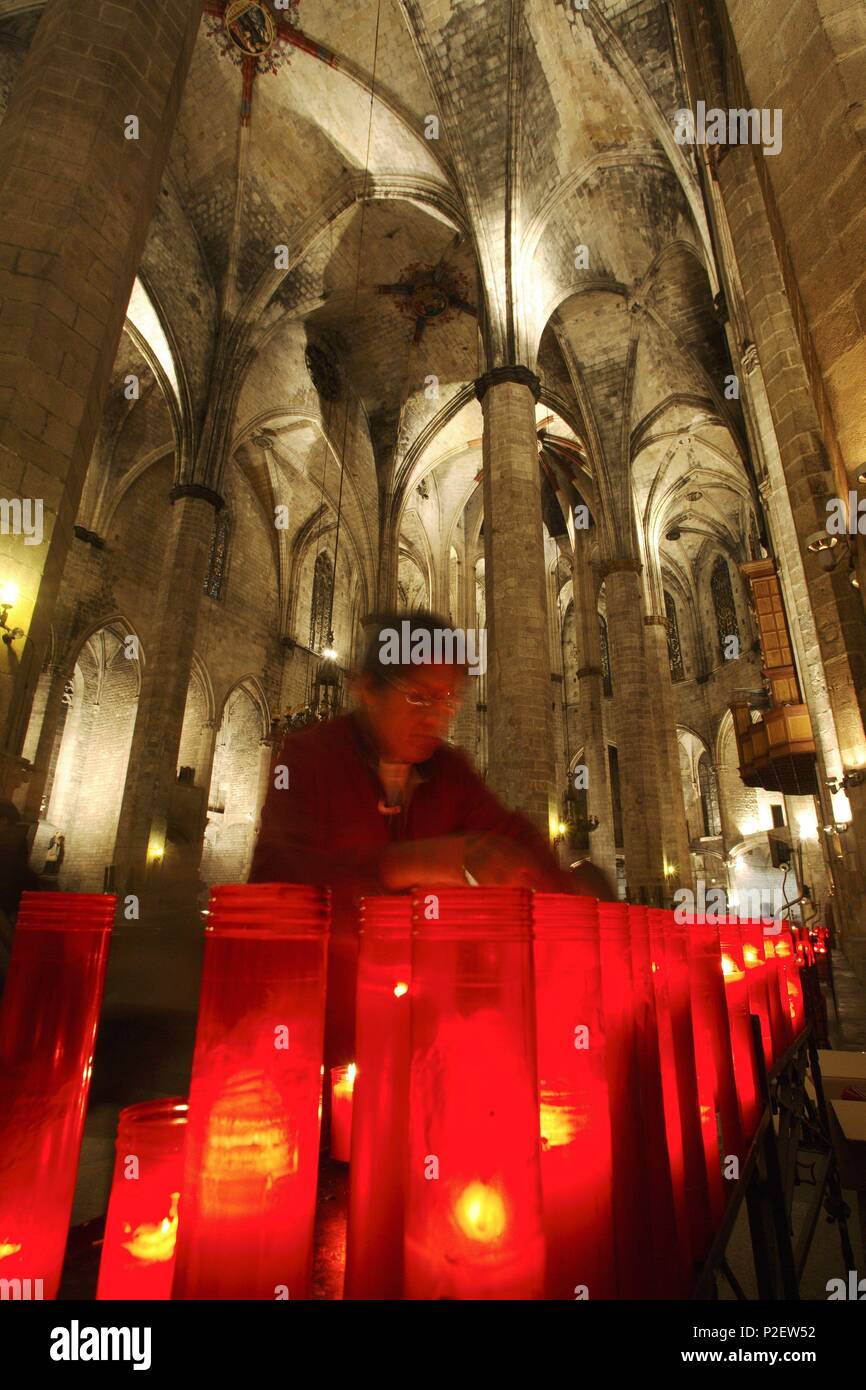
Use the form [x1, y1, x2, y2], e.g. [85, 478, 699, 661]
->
[381, 674, 460, 713]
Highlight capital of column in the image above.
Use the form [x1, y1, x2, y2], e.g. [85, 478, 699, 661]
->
[599, 556, 642, 580]
[474, 365, 541, 403]
[644, 615, 668, 628]
[169, 484, 225, 512]
[577, 665, 603, 679]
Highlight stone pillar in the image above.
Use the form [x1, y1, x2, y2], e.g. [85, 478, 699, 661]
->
[714, 143, 866, 970]
[476, 366, 557, 835]
[450, 551, 477, 758]
[571, 536, 617, 882]
[0, 0, 204, 796]
[644, 613, 694, 893]
[674, 0, 866, 971]
[19, 659, 71, 831]
[604, 565, 666, 904]
[112, 486, 221, 909]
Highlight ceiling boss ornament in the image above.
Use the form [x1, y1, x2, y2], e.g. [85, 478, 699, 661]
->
[376, 262, 477, 345]
[225, 0, 277, 56]
[204, 1, 303, 84]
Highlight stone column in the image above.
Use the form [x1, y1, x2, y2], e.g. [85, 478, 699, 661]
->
[644, 613, 694, 893]
[674, 0, 866, 971]
[476, 366, 557, 835]
[571, 536, 617, 882]
[0, 0, 204, 795]
[604, 564, 666, 904]
[112, 486, 221, 909]
[19, 659, 72, 831]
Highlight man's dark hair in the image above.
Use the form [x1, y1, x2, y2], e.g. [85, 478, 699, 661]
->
[358, 609, 468, 687]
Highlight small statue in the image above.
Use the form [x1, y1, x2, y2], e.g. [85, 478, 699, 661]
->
[43, 831, 65, 876]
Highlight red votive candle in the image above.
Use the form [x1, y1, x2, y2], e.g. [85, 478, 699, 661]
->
[773, 928, 806, 1037]
[404, 888, 545, 1300]
[759, 925, 793, 1056]
[329, 1064, 355, 1163]
[683, 917, 746, 1168]
[596, 902, 651, 1296]
[627, 905, 685, 1296]
[0, 891, 115, 1298]
[344, 895, 411, 1300]
[97, 1098, 188, 1300]
[654, 912, 720, 1254]
[532, 894, 615, 1300]
[716, 922, 762, 1145]
[647, 906, 717, 1284]
[171, 882, 330, 1300]
[738, 922, 774, 1070]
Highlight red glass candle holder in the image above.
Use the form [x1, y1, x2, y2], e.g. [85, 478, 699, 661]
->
[738, 922, 774, 1070]
[647, 911, 717, 1278]
[626, 905, 686, 1296]
[344, 895, 411, 1300]
[329, 1064, 355, 1163]
[654, 912, 720, 1252]
[171, 882, 330, 1301]
[404, 888, 545, 1300]
[759, 924, 793, 1055]
[532, 894, 615, 1300]
[0, 891, 115, 1298]
[596, 902, 651, 1296]
[683, 917, 747, 1168]
[97, 1098, 188, 1300]
[717, 921, 763, 1145]
[773, 928, 806, 1037]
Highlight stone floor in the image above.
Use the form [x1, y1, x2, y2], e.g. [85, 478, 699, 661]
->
[54, 948, 866, 1300]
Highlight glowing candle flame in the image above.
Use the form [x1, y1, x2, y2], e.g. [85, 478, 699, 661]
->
[539, 1099, 580, 1149]
[0, 1241, 22, 1260]
[721, 953, 744, 982]
[453, 1182, 507, 1243]
[121, 1192, 180, 1264]
[393, 981, 409, 998]
[742, 944, 760, 967]
[346, 1063, 357, 1086]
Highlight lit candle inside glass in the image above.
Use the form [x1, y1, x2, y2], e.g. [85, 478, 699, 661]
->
[97, 1099, 187, 1300]
[330, 1063, 356, 1163]
[405, 888, 545, 1300]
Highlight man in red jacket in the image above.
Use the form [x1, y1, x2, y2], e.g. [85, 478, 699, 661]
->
[249, 611, 596, 1074]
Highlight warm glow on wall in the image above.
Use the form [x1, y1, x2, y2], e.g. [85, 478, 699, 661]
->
[0, 580, 18, 606]
[797, 810, 818, 841]
[831, 789, 852, 823]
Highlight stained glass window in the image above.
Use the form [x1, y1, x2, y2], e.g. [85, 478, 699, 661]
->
[698, 754, 722, 837]
[599, 614, 612, 697]
[664, 590, 685, 682]
[203, 510, 230, 600]
[309, 551, 333, 653]
[711, 555, 740, 661]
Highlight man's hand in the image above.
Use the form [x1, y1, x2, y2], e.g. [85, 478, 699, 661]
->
[463, 831, 561, 889]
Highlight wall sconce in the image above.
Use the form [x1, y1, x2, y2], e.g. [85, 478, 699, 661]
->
[0, 581, 24, 646]
[826, 769, 866, 795]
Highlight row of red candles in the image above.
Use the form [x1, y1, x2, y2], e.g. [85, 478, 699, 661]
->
[0, 887, 808, 1300]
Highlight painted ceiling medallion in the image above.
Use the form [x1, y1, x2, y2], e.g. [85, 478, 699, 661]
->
[205, 1, 300, 79]
[225, 1, 277, 57]
[377, 262, 477, 344]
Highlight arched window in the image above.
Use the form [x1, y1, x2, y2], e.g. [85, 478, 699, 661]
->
[698, 753, 722, 837]
[599, 614, 612, 696]
[203, 509, 230, 600]
[711, 555, 740, 661]
[309, 551, 333, 653]
[664, 590, 685, 682]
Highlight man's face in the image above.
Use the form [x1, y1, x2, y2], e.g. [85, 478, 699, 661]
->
[359, 664, 467, 763]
